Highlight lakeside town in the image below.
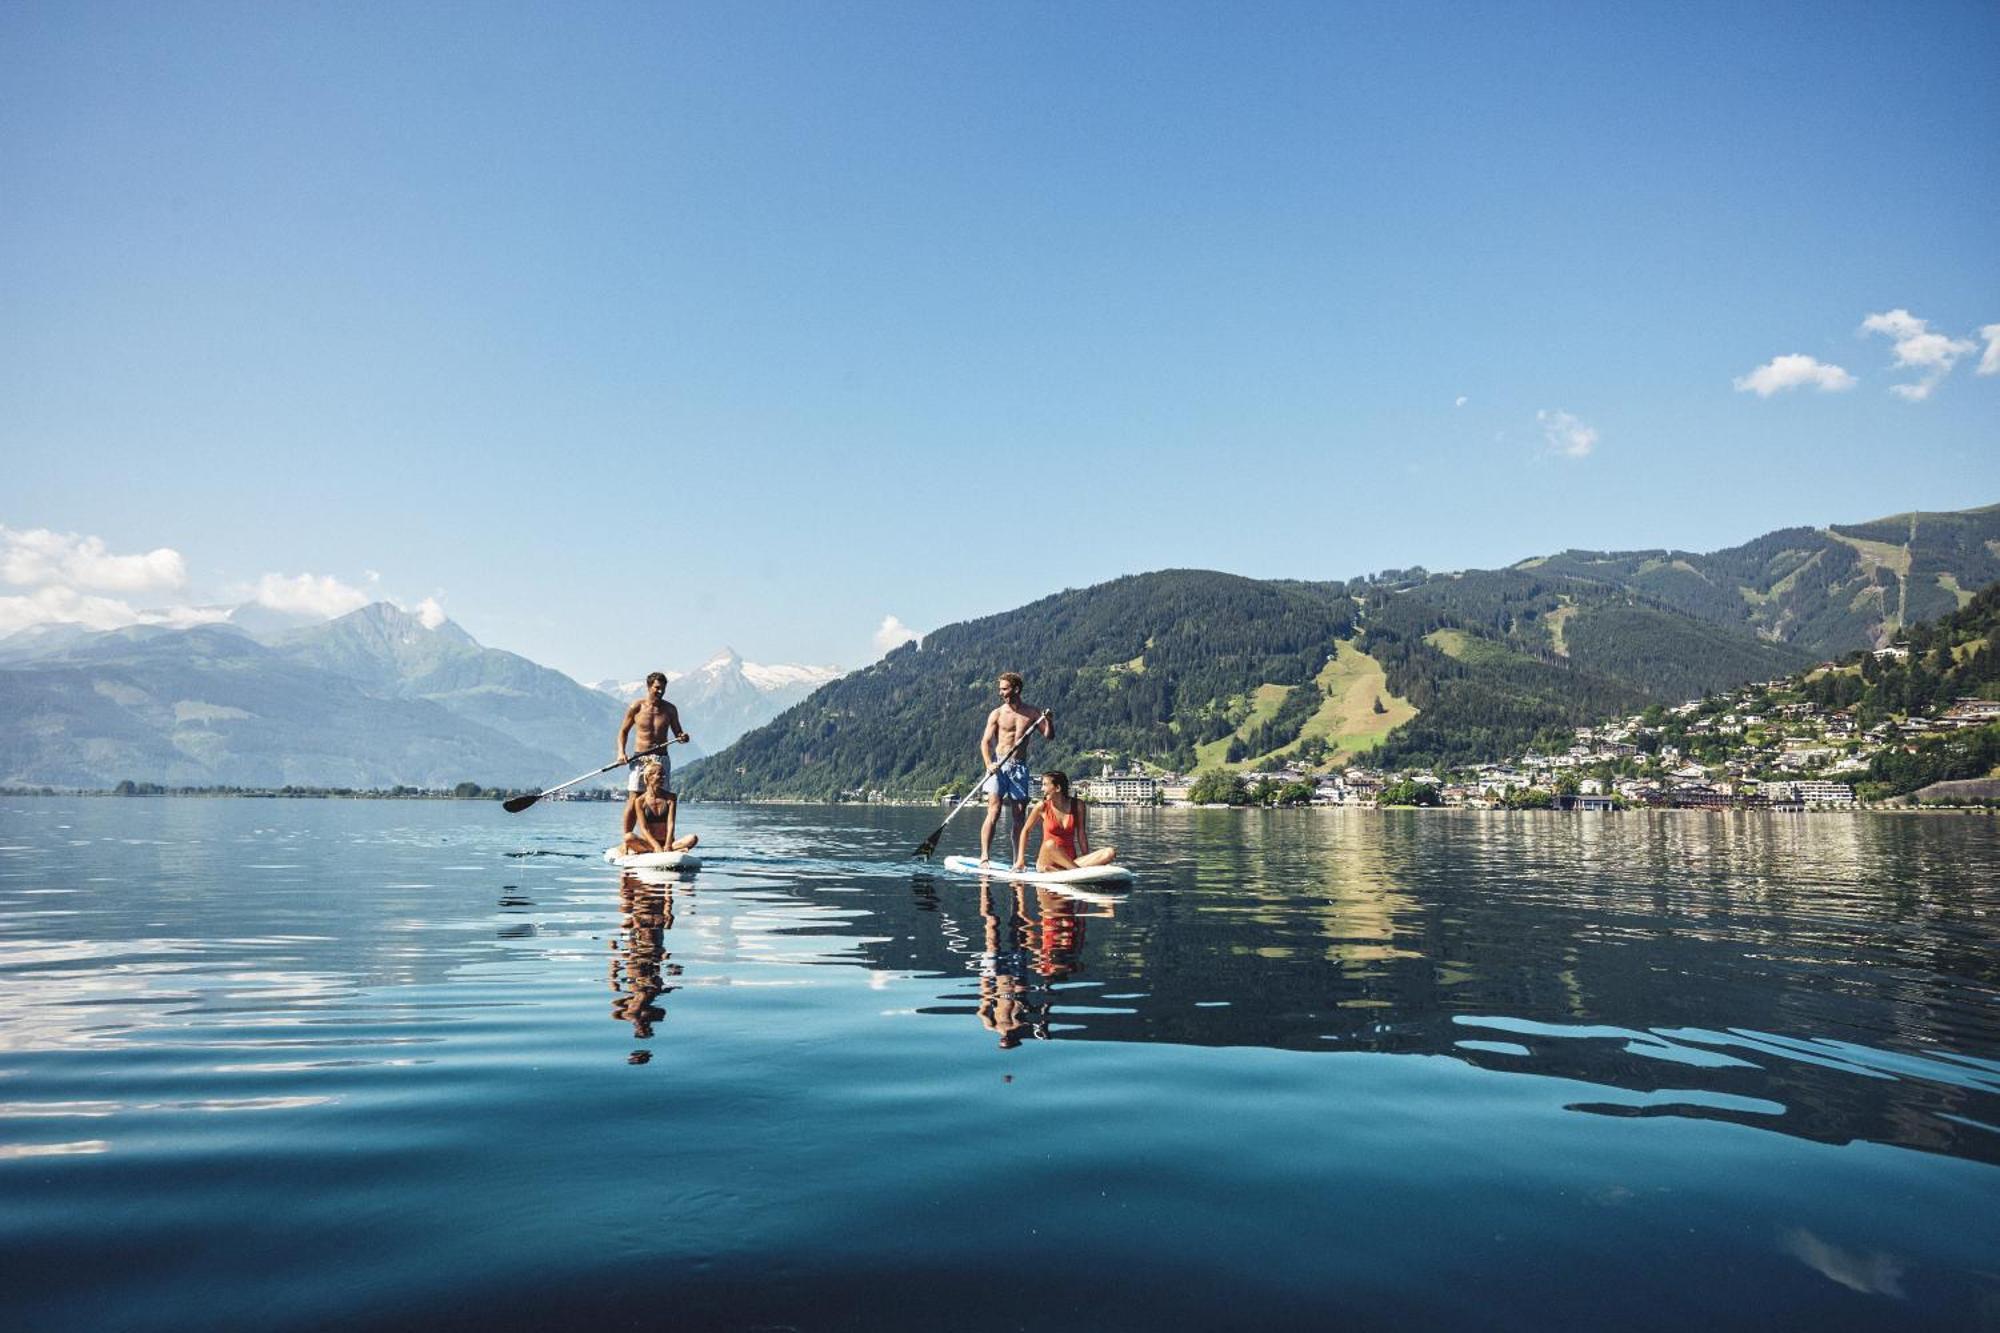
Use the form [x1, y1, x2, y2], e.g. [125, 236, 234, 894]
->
[1014, 647, 2000, 813]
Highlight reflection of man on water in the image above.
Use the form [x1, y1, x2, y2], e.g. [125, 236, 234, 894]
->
[976, 881, 1034, 1048]
[970, 881, 1092, 1048]
[609, 874, 684, 1056]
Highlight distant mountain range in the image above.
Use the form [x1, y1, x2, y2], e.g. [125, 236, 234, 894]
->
[590, 650, 842, 753]
[5, 502, 1994, 792]
[0, 602, 838, 789]
[692, 502, 2000, 798]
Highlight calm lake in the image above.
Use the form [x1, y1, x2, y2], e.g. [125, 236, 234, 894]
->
[2, 797, 1996, 1331]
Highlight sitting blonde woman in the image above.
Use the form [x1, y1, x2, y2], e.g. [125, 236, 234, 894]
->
[621, 759, 699, 855]
[1013, 770, 1117, 873]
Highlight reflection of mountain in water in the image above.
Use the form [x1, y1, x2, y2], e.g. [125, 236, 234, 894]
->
[888, 812, 2000, 1166]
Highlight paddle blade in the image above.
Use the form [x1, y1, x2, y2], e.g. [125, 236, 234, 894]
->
[913, 830, 942, 860]
[502, 793, 540, 814]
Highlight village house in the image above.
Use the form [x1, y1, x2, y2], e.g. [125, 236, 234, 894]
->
[1763, 780, 1857, 808]
[1940, 697, 2000, 728]
[1077, 767, 1161, 805]
[1777, 743, 1837, 768]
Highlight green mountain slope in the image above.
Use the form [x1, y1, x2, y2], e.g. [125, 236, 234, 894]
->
[1525, 504, 2000, 656]
[1336, 564, 1813, 769]
[684, 503, 2000, 798]
[691, 571, 1357, 799]
[692, 565, 1810, 796]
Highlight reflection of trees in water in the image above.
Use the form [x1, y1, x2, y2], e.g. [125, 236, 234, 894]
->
[894, 812, 2000, 1164]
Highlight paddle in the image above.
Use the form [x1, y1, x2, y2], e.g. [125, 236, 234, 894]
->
[502, 739, 677, 814]
[914, 709, 1051, 860]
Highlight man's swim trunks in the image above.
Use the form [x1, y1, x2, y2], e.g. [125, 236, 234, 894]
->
[628, 751, 672, 793]
[981, 759, 1032, 803]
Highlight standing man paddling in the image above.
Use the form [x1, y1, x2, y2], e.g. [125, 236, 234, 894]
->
[618, 672, 692, 799]
[978, 671, 1054, 864]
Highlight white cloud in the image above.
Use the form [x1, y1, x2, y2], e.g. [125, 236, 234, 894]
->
[1861, 308, 1975, 401]
[1733, 354, 1856, 397]
[1859, 308, 1925, 342]
[0, 528, 220, 637]
[414, 596, 448, 630]
[1536, 409, 1598, 459]
[252, 572, 370, 619]
[1978, 323, 2000, 377]
[0, 528, 188, 592]
[873, 614, 920, 656]
[1454, 395, 1469, 408]
[0, 586, 226, 637]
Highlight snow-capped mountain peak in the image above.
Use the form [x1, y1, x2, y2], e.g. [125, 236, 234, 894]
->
[741, 661, 843, 691]
[591, 647, 847, 750]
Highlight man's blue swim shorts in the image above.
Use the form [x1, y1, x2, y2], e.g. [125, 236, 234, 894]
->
[981, 759, 1032, 803]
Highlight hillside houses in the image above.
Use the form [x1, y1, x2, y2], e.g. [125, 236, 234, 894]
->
[1116, 647, 1986, 811]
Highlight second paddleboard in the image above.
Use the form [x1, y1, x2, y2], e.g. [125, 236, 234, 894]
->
[940, 854, 1132, 885]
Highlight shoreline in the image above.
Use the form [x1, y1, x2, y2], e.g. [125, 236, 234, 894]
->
[7, 790, 1991, 814]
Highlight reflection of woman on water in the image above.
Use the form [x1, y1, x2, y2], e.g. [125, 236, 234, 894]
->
[969, 882, 1092, 1047]
[1029, 888, 1084, 981]
[610, 874, 682, 1053]
[1014, 770, 1118, 873]
[621, 758, 699, 857]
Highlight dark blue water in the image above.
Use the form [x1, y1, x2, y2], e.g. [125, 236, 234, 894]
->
[2, 798, 1996, 1330]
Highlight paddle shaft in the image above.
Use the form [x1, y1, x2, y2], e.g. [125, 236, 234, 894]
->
[503, 739, 676, 813]
[914, 709, 1050, 858]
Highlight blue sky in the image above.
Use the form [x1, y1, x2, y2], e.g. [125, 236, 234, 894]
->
[4, 1, 1996, 682]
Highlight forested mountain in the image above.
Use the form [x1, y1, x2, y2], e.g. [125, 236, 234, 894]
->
[1802, 578, 2000, 718]
[693, 504, 1996, 797]
[1522, 504, 2000, 656]
[1803, 579, 2000, 797]
[691, 572, 1357, 799]
[689, 568, 1808, 797]
[1355, 568, 1816, 768]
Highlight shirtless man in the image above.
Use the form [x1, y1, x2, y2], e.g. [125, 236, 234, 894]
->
[617, 672, 691, 798]
[977, 671, 1054, 863]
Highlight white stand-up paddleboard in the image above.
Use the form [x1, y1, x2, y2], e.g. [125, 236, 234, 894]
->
[941, 855, 1133, 886]
[604, 847, 701, 871]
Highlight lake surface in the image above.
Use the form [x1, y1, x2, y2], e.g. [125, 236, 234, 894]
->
[1, 797, 1996, 1331]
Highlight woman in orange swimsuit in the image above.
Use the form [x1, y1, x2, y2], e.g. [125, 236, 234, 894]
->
[1013, 770, 1118, 873]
